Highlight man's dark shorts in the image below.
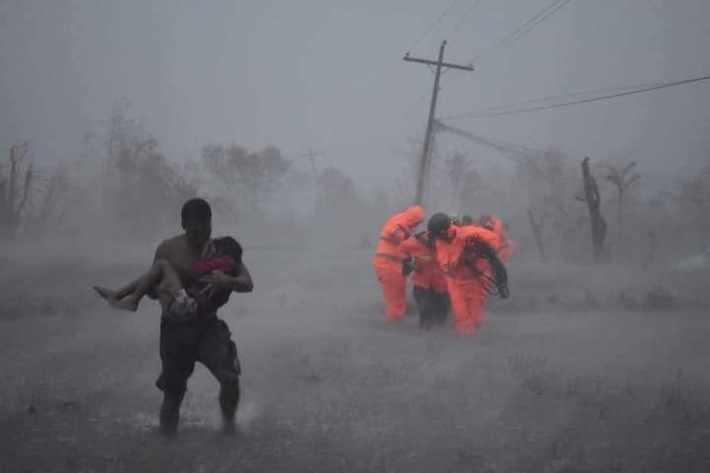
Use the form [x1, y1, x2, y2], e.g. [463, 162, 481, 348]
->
[156, 316, 241, 395]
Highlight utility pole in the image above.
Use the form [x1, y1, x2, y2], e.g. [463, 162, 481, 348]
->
[298, 147, 322, 216]
[299, 147, 321, 181]
[404, 40, 473, 206]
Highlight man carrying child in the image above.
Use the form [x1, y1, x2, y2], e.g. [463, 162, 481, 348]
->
[95, 198, 253, 436]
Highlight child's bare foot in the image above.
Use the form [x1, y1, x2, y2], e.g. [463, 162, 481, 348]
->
[94, 286, 115, 301]
[113, 295, 140, 312]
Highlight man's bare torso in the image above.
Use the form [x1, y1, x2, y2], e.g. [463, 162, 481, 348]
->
[155, 234, 212, 287]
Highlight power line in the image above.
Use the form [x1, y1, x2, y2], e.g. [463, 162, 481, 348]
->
[449, 81, 668, 118]
[361, 1, 462, 104]
[406, 0, 461, 54]
[443, 73, 710, 119]
[452, 0, 484, 33]
[434, 120, 545, 160]
[474, 0, 571, 64]
[473, 0, 573, 65]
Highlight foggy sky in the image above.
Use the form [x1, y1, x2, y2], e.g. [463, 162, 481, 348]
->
[1, 0, 709, 191]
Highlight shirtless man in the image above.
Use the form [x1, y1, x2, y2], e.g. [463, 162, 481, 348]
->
[106, 198, 253, 435]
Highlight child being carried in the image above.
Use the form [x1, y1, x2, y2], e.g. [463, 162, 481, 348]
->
[94, 237, 242, 323]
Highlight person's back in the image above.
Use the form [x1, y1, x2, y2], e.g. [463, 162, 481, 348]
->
[373, 206, 425, 264]
[371, 206, 425, 322]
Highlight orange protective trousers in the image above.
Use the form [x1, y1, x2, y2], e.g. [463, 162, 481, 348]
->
[373, 264, 407, 322]
[372, 206, 425, 322]
[447, 278, 487, 335]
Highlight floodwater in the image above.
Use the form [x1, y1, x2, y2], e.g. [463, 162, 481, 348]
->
[1, 243, 709, 472]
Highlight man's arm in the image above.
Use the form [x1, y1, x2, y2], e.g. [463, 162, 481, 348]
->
[200, 262, 254, 294]
[227, 262, 254, 293]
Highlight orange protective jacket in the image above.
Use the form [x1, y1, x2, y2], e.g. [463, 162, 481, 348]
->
[435, 225, 503, 281]
[372, 206, 425, 268]
[400, 231, 448, 293]
[479, 214, 516, 262]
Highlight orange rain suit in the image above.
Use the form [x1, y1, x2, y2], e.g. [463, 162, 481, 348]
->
[372, 206, 425, 322]
[479, 214, 516, 262]
[399, 231, 448, 293]
[400, 231, 449, 327]
[435, 225, 503, 335]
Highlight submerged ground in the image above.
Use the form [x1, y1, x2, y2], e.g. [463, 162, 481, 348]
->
[1, 241, 709, 473]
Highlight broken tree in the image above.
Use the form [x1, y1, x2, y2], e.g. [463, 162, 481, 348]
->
[604, 161, 641, 244]
[578, 157, 607, 262]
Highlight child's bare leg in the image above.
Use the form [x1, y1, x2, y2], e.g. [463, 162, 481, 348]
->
[94, 275, 144, 304]
[114, 260, 179, 312]
[155, 260, 184, 296]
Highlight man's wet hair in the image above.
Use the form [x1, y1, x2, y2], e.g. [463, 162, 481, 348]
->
[181, 198, 212, 222]
[215, 236, 243, 265]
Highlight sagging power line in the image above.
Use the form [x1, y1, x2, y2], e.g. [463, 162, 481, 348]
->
[433, 121, 545, 160]
[443, 73, 710, 120]
[472, 0, 574, 65]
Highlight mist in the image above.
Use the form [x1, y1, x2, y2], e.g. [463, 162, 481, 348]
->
[2, 1, 710, 472]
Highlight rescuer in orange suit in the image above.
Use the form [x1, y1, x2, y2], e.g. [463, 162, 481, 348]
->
[478, 214, 516, 262]
[372, 206, 425, 322]
[428, 213, 510, 335]
[400, 230, 449, 329]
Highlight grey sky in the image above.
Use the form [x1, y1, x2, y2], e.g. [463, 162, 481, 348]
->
[1, 0, 709, 190]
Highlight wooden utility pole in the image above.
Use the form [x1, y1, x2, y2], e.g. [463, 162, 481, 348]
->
[404, 40, 473, 206]
[298, 147, 322, 216]
[299, 148, 321, 182]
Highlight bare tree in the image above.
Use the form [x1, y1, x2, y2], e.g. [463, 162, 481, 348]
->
[315, 166, 370, 246]
[604, 161, 641, 242]
[678, 167, 710, 256]
[515, 148, 585, 261]
[105, 105, 196, 235]
[202, 144, 291, 218]
[0, 143, 34, 238]
[22, 167, 75, 234]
